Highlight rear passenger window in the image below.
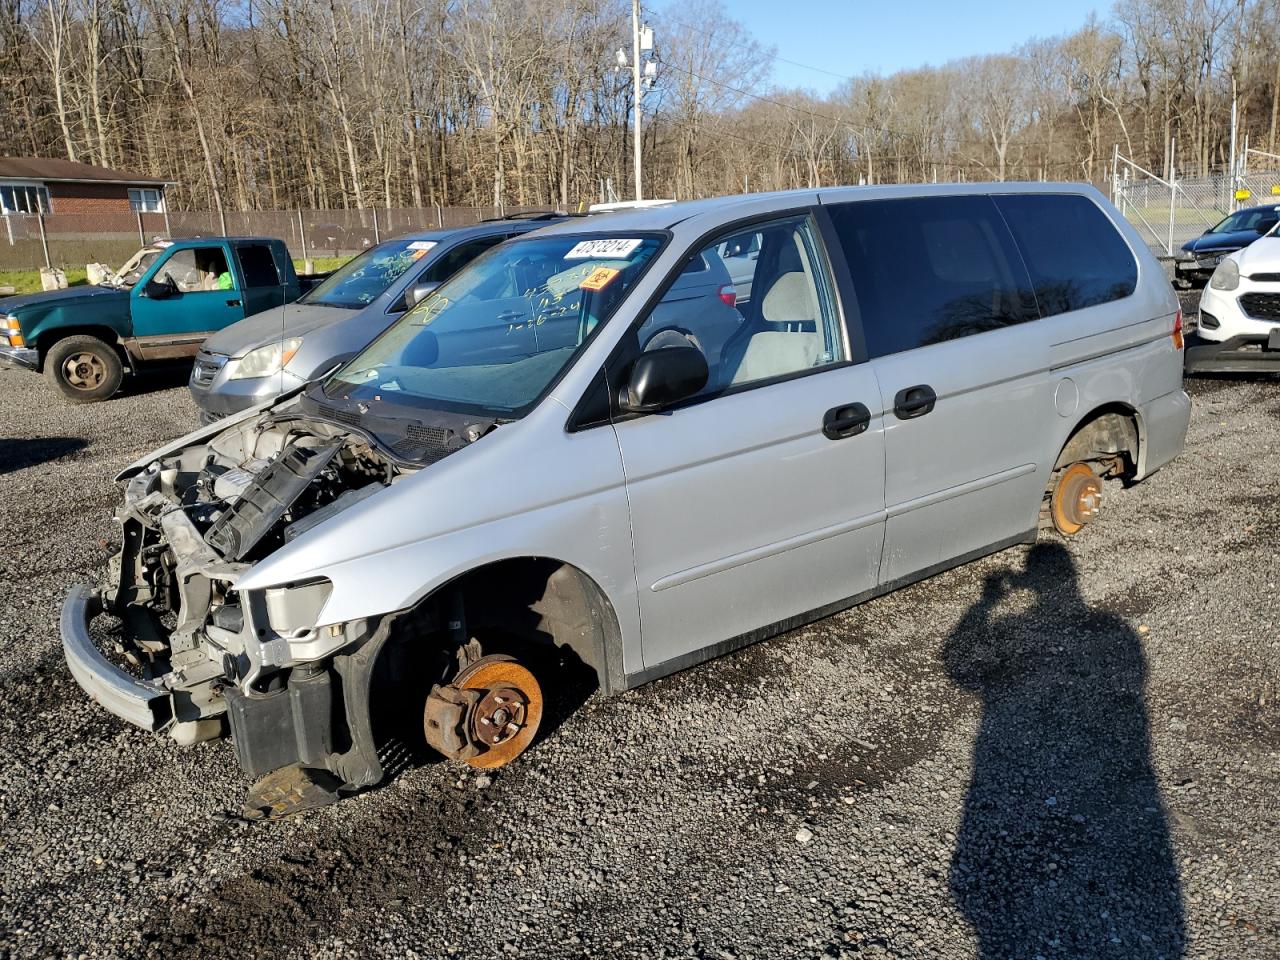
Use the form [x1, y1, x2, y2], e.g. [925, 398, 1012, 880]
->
[994, 194, 1137, 317]
[235, 244, 281, 288]
[828, 196, 1034, 359]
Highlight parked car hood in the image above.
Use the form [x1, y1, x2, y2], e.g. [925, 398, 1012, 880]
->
[1231, 235, 1280, 276]
[201, 301, 354, 359]
[1182, 229, 1265, 255]
[283, 306, 402, 381]
[0, 284, 129, 313]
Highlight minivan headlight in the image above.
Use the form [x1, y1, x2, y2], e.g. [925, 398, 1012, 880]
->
[1209, 258, 1240, 291]
[230, 338, 303, 380]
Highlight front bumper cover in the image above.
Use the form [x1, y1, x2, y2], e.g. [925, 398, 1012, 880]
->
[60, 584, 172, 731]
[0, 345, 38, 371]
[1184, 331, 1280, 374]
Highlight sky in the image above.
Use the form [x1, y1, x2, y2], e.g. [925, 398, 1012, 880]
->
[704, 0, 1104, 95]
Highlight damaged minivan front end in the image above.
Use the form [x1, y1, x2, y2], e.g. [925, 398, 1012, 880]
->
[61, 404, 431, 811]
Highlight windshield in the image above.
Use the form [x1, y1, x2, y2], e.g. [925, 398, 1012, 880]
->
[1209, 208, 1279, 235]
[323, 233, 663, 416]
[304, 238, 439, 309]
[116, 247, 164, 287]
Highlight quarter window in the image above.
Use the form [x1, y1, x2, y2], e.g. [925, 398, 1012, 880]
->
[235, 244, 280, 287]
[828, 196, 1035, 358]
[994, 194, 1137, 317]
[633, 214, 845, 396]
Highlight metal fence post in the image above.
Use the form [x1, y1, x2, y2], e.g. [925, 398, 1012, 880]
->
[298, 209, 308, 262]
[1167, 138, 1177, 258]
[372, 207, 381, 245]
[136, 209, 145, 247]
[3, 214, 12, 247]
[36, 213, 51, 269]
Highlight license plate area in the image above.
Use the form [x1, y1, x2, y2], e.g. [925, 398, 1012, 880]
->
[1267, 329, 1280, 351]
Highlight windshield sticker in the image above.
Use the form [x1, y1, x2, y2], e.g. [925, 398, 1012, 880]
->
[411, 249, 429, 261]
[407, 240, 437, 252]
[579, 266, 620, 291]
[564, 238, 643, 259]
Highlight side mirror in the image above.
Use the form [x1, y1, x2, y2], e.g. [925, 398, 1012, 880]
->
[1256, 221, 1276, 235]
[619, 346, 709, 413]
[143, 277, 175, 299]
[407, 281, 440, 307]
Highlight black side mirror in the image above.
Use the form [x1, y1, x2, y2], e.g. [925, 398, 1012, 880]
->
[144, 277, 175, 299]
[619, 346, 709, 413]
[407, 281, 440, 307]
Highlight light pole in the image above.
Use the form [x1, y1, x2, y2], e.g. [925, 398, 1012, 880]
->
[631, 0, 643, 201]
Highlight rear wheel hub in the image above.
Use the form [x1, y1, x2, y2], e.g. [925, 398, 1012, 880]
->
[1052, 462, 1103, 536]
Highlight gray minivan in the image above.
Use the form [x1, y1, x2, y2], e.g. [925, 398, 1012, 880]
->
[188, 217, 565, 422]
[62, 184, 1189, 816]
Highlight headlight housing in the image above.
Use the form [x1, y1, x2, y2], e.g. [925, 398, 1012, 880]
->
[1209, 258, 1240, 291]
[230, 338, 303, 380]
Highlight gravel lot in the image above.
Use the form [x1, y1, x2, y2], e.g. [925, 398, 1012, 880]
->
[1, 310, 1277, 959]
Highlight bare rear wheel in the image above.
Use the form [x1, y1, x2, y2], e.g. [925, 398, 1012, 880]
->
[1049, 461, 1104, 536]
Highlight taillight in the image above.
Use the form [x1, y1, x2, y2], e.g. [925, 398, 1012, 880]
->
[1172, 309, 1184, 350]
[718, 284, 737, 308]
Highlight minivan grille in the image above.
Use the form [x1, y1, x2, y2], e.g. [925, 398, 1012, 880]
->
[191, 353, 226, 388]
[1239, 293, 1280, 322]
[1247, 272, 1280, 283]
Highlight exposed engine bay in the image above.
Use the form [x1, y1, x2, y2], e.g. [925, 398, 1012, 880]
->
[104, 414, 405, 737]
[68, 401, 597, 818]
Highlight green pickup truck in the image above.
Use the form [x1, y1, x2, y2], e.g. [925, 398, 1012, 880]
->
[0, 237, 308, 402]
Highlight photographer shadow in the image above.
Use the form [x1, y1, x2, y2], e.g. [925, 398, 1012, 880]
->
[943, 542, 1184, 959]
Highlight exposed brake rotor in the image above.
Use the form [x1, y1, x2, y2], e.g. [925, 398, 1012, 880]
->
[423, 653, 544, 769]
[1051, 461, 1103, 536]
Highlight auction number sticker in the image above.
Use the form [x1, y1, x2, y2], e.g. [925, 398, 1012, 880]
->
[579, 266, 620, 291]
[564, 238, 643, 259]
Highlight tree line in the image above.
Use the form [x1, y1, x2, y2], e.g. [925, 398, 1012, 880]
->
[2, 0, 1278, 214]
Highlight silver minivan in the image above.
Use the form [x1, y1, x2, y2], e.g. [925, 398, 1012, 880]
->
[62, 184, 1189, 816]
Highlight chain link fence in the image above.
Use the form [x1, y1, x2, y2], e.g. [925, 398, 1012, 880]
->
[0, 205, 555, 273]
[1113, 154, 1280, 258]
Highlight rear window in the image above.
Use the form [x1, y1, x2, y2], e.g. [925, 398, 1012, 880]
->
[994, 194, 1137, 317]
[828, 195, 1035, 358]
[236, 244, 281, 287]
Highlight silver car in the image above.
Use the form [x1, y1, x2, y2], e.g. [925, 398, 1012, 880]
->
[62, 184, 1189, 817]
[188, 218, 562, 422]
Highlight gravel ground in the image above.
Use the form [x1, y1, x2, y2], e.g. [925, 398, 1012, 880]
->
[1, 313, 1277, 959]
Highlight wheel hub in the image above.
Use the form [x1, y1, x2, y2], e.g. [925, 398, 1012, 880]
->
[1052, 462, 1103, 536]
[473, 685, 529, 747]
[423, 654, 544, 769]
[63, 352, 105, 389]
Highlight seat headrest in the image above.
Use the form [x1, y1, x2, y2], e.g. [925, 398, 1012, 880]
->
[762, 271, 817, 324]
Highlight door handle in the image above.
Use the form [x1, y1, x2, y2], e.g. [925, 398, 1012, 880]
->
[495, 310, 524, 322]
[822, 402, 871, 440]
[226, 299, 242, 307]
[893, 384, 937, 420]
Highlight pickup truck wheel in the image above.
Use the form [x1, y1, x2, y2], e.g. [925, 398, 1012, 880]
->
[45, 335, 123, 402]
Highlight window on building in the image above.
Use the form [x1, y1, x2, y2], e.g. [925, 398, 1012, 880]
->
[128, 188, 164, 213]
[0, 184, 51, 215]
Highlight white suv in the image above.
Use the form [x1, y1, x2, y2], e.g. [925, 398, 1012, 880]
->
[1187, 225, 1280, 372]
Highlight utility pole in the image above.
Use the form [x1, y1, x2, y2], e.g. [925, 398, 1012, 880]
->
[631, 0, 643, 202]
[1229, 78, 1239, 211]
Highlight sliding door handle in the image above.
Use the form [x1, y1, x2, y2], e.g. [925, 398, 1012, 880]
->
[893, 384, 937, 420]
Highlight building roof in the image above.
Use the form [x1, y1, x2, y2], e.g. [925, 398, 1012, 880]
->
[0, 157, 169, 186]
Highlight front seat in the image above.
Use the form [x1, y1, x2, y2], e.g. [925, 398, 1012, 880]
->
[722, 270, 822, 385]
